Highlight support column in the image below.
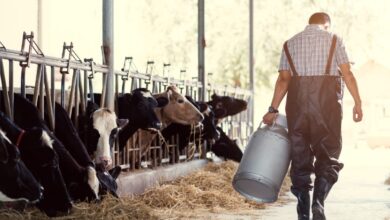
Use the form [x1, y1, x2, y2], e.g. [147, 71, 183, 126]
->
[103, 0, 115, 110]
[198, 0, 206, 101]
[249, 0, 255, 130]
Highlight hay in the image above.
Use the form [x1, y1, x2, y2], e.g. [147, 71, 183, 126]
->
[0, 161, 292, 219]
[136, 160, 290, 212]
[0, 195, 157, 220]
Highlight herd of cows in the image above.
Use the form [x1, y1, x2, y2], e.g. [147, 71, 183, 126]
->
[0, 85, 247, 216]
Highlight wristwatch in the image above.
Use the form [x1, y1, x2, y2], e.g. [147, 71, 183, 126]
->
[268, 106, 279, 113]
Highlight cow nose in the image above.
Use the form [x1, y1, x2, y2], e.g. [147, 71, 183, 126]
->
[99, 156, 112, 169]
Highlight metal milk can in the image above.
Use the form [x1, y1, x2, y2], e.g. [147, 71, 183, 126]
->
[232, 114, 291, 203]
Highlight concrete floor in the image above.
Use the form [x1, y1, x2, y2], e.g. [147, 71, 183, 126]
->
[262, 146, 390, 220]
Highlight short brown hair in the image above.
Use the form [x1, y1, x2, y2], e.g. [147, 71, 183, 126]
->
[309, 12, 331, 25]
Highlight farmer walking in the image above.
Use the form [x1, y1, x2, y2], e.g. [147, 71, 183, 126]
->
[262, 12, 363, 220]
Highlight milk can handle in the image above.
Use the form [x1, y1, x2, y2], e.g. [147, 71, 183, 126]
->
[259, 114, 277, 129]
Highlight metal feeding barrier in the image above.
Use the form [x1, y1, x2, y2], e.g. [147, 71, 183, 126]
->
[0, 32, 252, 171]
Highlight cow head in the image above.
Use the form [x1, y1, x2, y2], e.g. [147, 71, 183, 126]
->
[19, 129, 73, 216]
[207, 94, 247, 120]
[0, 129, 43, 203]
[85, 102, 128, 169]
[118, 88, 168, 131]
[155, 86, 203, 125]
[211, 127, 243, 162]
[197, 103, 226, 143]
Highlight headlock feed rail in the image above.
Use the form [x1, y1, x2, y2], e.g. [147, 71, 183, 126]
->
[0, 32, 252, 171]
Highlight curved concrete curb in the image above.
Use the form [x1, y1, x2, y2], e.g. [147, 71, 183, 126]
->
[117, 159, 208, 197]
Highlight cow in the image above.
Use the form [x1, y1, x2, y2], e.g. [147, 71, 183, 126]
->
[90, 88, 168, 151]
[161, 96, 224, 152]
[0, 129, 43, 203]
[50, 102, 115, 201]
[0, 108, 72, 217]
[135, 86, 204, 156]
[207, 93, 247, 122]
[211, 127, 243, 162]
[116, 88, 168, 150]
[78, 101, 128, 169]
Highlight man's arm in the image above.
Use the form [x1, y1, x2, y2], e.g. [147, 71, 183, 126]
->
[262, 70, 291, 125]
[339, 63, 363, 122]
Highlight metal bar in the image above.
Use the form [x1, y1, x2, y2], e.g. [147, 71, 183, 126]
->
[74, 70, 80, 129]
[78, 73, 86, 115]
[50, 66, 55, 120]
[100, 73, 107, 107]
[8, 60, 14, 120]
[83, 70, 87, 106]
[198, 0, 206, 101]
[67, 69, 77, 117]
[44, 66, 55, 131]
[88, 77, 94, 104]
[32, 64, 42, 106]
[39, 65, 45, 119]
[20, 66, 26, 98]
[103, 0, 115, 110]
[0, 58, 12, 119]
[60, 73, 66, 108]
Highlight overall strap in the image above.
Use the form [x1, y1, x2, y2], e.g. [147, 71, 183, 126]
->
[283, 41, 298, 76]
[325, 35, 338, 75]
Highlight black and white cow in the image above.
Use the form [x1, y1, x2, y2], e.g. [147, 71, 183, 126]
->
[207, 93, 247, 122]
[116, 88, 168, 150]
[211, 127, 243, 162]
[78, 101, 128, 169]
[0, 107, 72, 217]
[0, 129, 43, 203]
[53, 102, 123, 198]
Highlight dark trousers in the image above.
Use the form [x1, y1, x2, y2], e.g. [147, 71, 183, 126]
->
[286, 76, 344, 192]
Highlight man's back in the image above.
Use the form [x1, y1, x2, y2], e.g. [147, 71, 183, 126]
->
[279, 25, 349, 76]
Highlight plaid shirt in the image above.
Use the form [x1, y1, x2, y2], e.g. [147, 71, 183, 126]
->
[278, 25, 350, 76]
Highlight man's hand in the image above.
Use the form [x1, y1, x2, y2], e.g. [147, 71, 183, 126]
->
[353, 104, 363, 122]
[263, 112, 278, 125]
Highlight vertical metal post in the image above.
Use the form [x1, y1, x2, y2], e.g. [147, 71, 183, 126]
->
[249, 0, 254, 131]
[37, 0, 43, 48]
[8, 60, 14, 121]
[198, 0, 206, 101]
[103, 0, 115, 110]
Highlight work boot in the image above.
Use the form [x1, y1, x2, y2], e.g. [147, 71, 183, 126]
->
[291, 188, 310, 220]
[312, 177, 332, 220]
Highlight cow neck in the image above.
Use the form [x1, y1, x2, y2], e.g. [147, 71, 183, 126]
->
[0, 111, 25, 146]
[156, 107, 171, 129]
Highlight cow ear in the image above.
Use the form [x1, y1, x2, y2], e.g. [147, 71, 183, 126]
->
[211, 93, 218, 100]
[156, 97, 169, 107]
[214, 108, 227, 118]
[116, 119, 129, 129]
[198, 103, 208, 112]
[109, 166, 122, 179]
[166, 89, 174, 101]
[86, 101, 99, 116]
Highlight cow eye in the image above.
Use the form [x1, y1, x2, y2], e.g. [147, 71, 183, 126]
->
[177, 99, 184, 104]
